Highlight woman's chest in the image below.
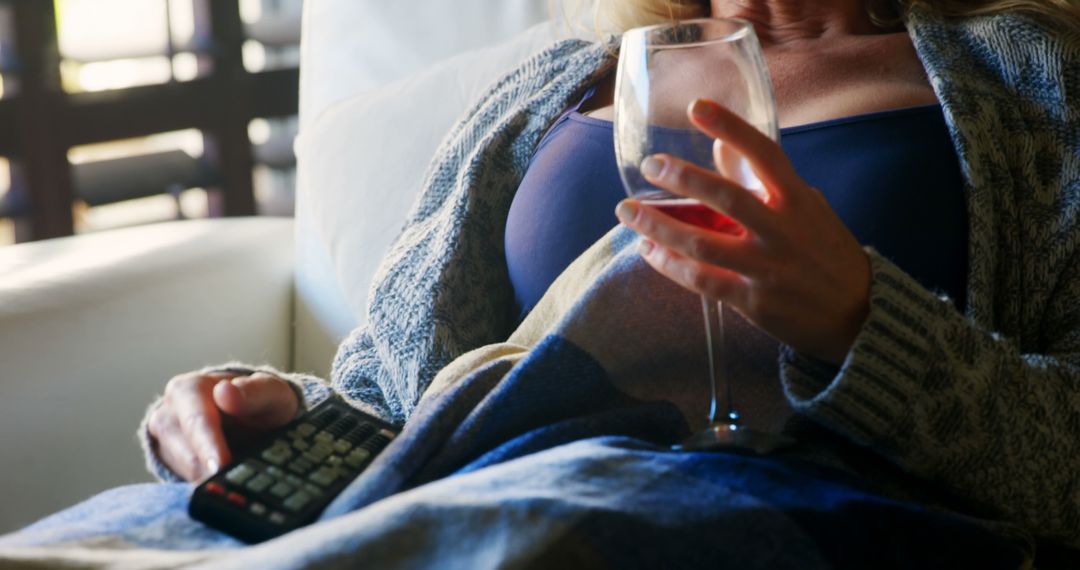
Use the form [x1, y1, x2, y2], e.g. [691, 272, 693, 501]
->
[764, 39, 938, 128]
[585, 33, 938, 129]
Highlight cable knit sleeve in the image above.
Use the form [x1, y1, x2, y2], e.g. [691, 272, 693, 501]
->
[781, 248, 1080, 548]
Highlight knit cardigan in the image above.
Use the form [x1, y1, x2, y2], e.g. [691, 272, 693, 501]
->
[142, 8, 1080, 549]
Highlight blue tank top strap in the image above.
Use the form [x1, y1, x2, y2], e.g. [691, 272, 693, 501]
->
[553, 85, 599, 124]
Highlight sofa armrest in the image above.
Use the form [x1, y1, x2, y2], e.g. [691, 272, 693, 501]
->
[0, 218, 294, 533]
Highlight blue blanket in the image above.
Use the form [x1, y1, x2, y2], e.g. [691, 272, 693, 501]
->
[0, 229, 1027, 569]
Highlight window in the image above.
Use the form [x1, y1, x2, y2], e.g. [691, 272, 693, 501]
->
[0, 0, 302, 245]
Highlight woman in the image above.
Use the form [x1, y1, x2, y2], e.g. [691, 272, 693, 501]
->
[6, 0, 1079, 566]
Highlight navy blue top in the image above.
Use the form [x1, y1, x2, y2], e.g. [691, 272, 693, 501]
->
[505, 96, 969, 321]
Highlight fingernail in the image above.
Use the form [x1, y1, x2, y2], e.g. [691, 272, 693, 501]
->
[206, 458, 220, 475]
[640, 240, 655, 256]
[641, 156, 664, 179]
[690, 99, 718, 120]
[616, 201, 639, 223]
[230, 378, 248, 400]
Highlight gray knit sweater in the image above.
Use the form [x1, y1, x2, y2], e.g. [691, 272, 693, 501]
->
[143, 7, 1080, 550]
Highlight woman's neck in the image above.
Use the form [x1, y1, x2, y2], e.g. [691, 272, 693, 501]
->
[711, 0, 887, 45]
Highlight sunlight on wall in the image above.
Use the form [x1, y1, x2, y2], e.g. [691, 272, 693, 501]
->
[0, 157, 9, 196]
[56, 0, 198, 93]
[173, 52, 199, 82]
[0, 157, 12, 245]
[243, 40, 267, 73]
[248, 118, 271, 146]
[63, 57, 173, 93]
[74, 194, 178, 233]
[67, 130, 204, 165]
[58, 0, 167, 59]
[239, 0, 263, 24]
[0, 155, 10, 245]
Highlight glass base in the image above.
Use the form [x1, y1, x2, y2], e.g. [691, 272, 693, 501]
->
[673, 423, 795, 454]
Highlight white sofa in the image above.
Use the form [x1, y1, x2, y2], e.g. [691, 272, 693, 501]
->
[0, 0, 565, 533]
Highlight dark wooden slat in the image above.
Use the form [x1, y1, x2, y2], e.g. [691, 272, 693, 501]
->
[60, 70, 298, 147]
[64, 80, 216, 146]
[0, 99, 18, 156]
[198, 0, 255, 217]
[73, 150, 214, 207]
[250, 69, 299, 119]
[13, 0, 73, 240]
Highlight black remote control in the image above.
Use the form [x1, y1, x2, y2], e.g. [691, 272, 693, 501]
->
[189, 397, 398, 543]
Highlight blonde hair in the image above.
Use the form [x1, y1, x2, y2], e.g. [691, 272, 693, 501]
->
[565, 0, 1080, 34]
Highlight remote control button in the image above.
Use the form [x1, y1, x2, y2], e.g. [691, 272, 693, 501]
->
[226, 492, 247, 508]
[332, 440, 353, 454]
[285, 474, 304, 488]
[225, 463, 257, 485]
[286, 429, 299, 439]
[246, 473, 274, 493]
[326, 455, 344, 468]
[345, 449, 371, 469]
[283, 490, 313, 512]
[309, 442, 334, 462]
[314, 431, 334, 445]
[379, 429, 396, 439]
[250, 502, 267, 516]
[292, 439, 310, 452]
[269, 482, 295, 499]
[269, 512, 286, 525]
[205, 482, 226, 496]
[261, 445, 293, 466]
[309, 467, 340, 487]
[287, 459, 312, 476]
[266, 466, 285, 480]
[296, 423, 317, 437]
[303, 484, 324, 498]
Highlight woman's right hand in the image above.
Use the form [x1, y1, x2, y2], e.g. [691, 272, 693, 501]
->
[147, 371, 299, 482]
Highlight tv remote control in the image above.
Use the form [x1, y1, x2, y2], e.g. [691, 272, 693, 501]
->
[189, 397, 397, 543]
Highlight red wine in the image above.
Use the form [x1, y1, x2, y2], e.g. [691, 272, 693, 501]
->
[642, 199, 744, 235]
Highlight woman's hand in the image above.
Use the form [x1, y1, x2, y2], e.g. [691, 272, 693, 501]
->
[147, 371, 299, 481]
[615, 99, 871, 365]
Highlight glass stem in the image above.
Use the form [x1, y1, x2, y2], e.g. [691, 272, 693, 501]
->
[701, 295, 736, 428]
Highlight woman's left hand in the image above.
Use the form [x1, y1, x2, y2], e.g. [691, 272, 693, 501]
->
[615, 99, 871, 365]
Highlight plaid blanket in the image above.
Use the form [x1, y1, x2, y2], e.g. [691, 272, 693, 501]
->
[0, 227, 1026, 569]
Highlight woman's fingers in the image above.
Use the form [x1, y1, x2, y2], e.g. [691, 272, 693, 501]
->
[163, 373, 234, 479]
[213, 373, 299, 429]
[687, 99, 802, 197]
[616, 199, 761, 276]
[638, 239, 747, 305]
[618, 97, 872, 363]
[639, 154, 779, 241]
[148, 406, 202, 481]
[149, 371, 299, 482]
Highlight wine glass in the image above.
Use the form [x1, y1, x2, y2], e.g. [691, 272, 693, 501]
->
[615, 18, 788, 453]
